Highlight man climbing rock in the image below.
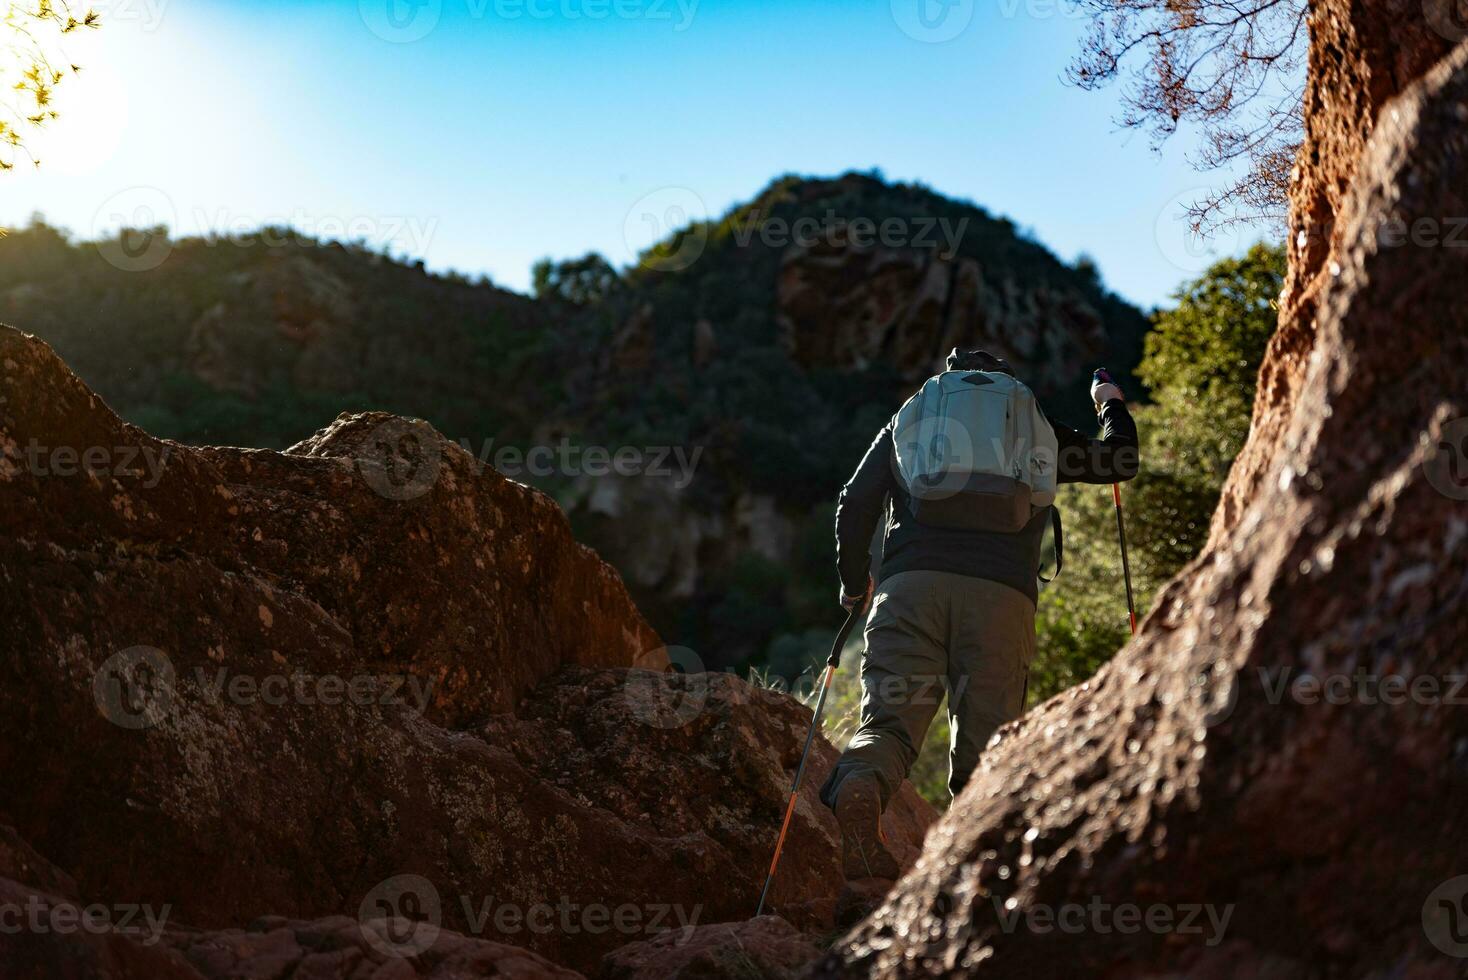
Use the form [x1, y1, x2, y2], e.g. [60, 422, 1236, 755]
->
[820, 348, 1139, 881]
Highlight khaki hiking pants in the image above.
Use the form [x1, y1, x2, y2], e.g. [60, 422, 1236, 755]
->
[819, 569, 1036, 808]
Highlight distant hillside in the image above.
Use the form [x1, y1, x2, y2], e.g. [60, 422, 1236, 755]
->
[1, 172, 1149, 667]
[0, 221, 552, 449]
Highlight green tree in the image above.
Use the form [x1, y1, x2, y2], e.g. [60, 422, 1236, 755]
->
[1030, 242, 1285, 703]
[531, 252, 622, 306]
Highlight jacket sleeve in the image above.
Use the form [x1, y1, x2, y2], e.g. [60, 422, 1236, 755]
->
[835, 423, 895, 595]
[1052, 398, 1140, 485]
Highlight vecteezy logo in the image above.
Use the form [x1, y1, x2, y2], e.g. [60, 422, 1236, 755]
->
[891, 0, 975, 43]
[1423, 875, 1468, 957]
[891, 413, 976, 501]
[359, 874, 443, 957]
[92, 187, 177, 273]
[624, 645, 709, 729]
[357, 418, 443, 502]
[622, 187, 708, 273]
[360, 0, 443, 43]
[1423, 417, 1468, 501]
[93, 646, 176, 730]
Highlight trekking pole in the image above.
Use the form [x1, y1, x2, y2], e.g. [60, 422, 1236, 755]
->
[1111, 483, 1138, 635]
[755, 600, 867, 918]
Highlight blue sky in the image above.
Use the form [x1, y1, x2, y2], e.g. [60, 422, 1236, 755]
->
[4, 0, 1272, 308]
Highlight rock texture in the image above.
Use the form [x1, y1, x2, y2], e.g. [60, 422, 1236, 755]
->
[817, 32, 1468, 980]
[1228, 0, 1457, 539]
[0, 829, 582, 980]
[777, 237, 1107, 391]
[598, 915, 820, 980]
[0, 326, 934, 975]
[488, 666, 933, 930]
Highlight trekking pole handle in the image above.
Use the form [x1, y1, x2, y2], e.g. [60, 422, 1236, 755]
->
[828, 594, 869, 668]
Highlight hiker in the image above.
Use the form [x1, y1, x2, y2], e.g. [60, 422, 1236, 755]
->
[819, 348, 1138, 880]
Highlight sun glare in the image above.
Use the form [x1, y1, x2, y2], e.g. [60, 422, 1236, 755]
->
[1, 0, 102, 172]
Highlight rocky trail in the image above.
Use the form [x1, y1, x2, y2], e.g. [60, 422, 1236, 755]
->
[3, 8, 1468, 980]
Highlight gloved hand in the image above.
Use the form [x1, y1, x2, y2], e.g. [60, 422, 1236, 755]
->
[840, 574, 874, 612]
[1091, 368, 1124, 410]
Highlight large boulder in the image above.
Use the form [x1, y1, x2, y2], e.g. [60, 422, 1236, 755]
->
[816, 31, 1468, 980]
[0, 326, 935, 974]
[488, 666, 934, 930]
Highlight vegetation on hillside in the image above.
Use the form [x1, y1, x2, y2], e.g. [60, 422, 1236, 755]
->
[1, 172, 1153, 672]
[1029, 242, 1284, 703]
[552, 172, 1148, 662]
[0, 219, 550, 448]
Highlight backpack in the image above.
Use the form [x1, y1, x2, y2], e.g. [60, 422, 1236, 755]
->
[890, 369, 1064, 579]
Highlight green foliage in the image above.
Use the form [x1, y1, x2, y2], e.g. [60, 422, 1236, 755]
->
[706, 553, 794, 664]
[1030, 242, 1285, 703]
[1137, 243, 1283, 406]
[531, 252, 622, 306]
[0, 219, 555, 450]
[2, 171, 1156, 702]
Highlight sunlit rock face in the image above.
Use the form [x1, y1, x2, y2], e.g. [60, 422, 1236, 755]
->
[815, 32, 1468, 980]
[1227, 0, 1455, 542]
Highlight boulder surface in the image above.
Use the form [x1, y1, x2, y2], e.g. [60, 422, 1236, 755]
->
[0, 325, 935, 974]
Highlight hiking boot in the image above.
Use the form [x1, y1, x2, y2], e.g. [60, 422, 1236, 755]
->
[832, 774, 900, 881]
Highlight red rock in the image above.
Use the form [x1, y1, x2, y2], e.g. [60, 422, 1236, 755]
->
[597, 915, 820, 980]
[1227, 0, 1455, 539]
[0, 328, 933, 973]
[0, 857, 584, 979]
[0, 825, 78, 900]
[832, 879, 894, 931]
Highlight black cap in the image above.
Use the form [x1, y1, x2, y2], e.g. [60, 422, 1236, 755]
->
[946, 348, 1015, 376]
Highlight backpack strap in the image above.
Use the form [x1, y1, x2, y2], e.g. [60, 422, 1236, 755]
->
[1039, 506, 1063, 585]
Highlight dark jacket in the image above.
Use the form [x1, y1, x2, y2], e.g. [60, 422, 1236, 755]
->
[835, 398, 1139, 604]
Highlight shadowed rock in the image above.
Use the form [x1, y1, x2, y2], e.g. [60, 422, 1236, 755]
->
[0, 327, 934, 973]
[598, 915, 821, 980]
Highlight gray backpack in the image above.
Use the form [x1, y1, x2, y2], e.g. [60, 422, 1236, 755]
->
[891, 369, 1060, 534]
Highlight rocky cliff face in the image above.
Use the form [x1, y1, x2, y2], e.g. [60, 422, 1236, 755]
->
[555, 174, 1148, 666]
[817, 30, 1468, 980]
[0, 325, 936, 976]
[776, 236, 1107, 392]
